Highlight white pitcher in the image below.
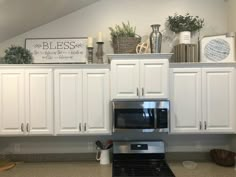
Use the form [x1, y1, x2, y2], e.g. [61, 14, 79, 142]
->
[96, 149, 110, 165]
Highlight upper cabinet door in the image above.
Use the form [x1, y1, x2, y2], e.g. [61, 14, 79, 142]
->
[54, 69, 83, 135]
[170, 68, 202, 133]
[140, 60, 169, 98]
[83, 69, 110, 134]
[111, 60, 139, 99]
[25, 69, 53, 135]
[202, 68, 235, 133]
[0, 70, 25, 135]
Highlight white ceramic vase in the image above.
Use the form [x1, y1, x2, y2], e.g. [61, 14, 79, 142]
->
[179, 31, 191, 44]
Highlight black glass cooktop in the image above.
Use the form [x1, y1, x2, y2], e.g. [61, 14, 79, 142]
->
[112, 160, 175, 177]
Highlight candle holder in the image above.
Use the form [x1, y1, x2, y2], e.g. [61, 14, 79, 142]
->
[87, 47, 94, 64]
[96, 42, 104, 64]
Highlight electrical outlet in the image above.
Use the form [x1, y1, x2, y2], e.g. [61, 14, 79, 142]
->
[14, 144, 20, 153]
[195, 143, 202, 151]
[88, 142, 95, 152]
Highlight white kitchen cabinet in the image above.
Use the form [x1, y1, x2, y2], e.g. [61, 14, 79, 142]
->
[140, 60, 168, 98]
[111, 60, 139, 98]
[0, 70, 24, 135]
[170, 67, 235, 134]
[170, 68, 202, 133]
[0, 69, 53, 136]
[54, 69, 83, 135]
[83, 69, 110, 134]
[54, 69, 110, 135]
[25, 69, 53, 135]
[111, 59, 169, 99]
[202, 68, 235, 133]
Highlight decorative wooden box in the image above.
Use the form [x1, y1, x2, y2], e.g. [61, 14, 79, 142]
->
[173, 44, 199, 63]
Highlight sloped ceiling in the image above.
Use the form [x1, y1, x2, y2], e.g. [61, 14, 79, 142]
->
[0, 0, 98, 43]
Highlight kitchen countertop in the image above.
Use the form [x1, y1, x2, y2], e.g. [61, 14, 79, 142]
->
[0, 162, 111, 177]
[169, 161, 236, 177]
[0, 161, 236, 177]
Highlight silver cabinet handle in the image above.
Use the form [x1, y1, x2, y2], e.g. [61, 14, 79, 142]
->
[26, 123, 30, 132]
[142, 88, 144, 96]
[199, 121, 202, 130]
[84, 123, 87, 132]
[136, 88, 139, 96]
[79, 123, 82, 132]
[21, 123, 24, 132]
[204, 121, 207, 130]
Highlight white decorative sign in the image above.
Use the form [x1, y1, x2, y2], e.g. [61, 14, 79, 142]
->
[25, 38, 88, 63]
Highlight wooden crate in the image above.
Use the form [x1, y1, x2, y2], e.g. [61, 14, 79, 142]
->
[173, 44, 199, 63]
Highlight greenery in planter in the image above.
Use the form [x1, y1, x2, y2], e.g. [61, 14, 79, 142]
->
[108, 22, 141, 53]
[109, 21, 136, 38]
[167, 13, 204, 33]
[4, 45, 33, 64]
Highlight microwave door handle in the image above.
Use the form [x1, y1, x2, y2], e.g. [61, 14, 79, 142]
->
[147, 110, 152, 128]
[154, 109, 157, 128]
[148, 109, 153, 118]
[143, 111, 147, 120]
[147, 109, 155, 129]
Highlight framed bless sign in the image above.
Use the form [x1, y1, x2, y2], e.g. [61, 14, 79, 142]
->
[25, 38, 88, 63]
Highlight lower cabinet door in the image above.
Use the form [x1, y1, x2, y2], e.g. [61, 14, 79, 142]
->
[25, 69, 53, 135]
[83, 69, 110, 134]
[0, 70, 25, 135]
[170, 68, 202, 133]
[54, 69, 83, 135]
[202, 67, 235, 133]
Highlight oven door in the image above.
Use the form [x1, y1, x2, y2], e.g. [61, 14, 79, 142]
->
[112, 100, 169, 132]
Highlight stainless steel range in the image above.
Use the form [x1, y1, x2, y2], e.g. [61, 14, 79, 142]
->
[112, 141, 175, 177]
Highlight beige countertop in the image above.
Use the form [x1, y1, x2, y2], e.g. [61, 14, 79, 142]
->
[169, 161, 236, 177]
[0, 161, 236, 177]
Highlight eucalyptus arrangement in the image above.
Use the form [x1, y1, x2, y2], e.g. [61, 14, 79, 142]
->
[4, 45, 33, 64]
[167, 13, 204, 33]
[108, 21, 141, 53]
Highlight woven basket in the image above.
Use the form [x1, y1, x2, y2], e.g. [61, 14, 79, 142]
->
[112, 36, 141, 54]
[210, 149, 236, 166]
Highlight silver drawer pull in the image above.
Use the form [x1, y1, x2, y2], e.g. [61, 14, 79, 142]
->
[84, 123, 87, 132]
[21, 123, 24, 132]
[136, 88, 139, 96]
[204, 121, 207, 130]
[142, 88, 144, 96]
[79, 123, 82, 132]
[26, 123, 30, 132]
[199, 121, 202, 130]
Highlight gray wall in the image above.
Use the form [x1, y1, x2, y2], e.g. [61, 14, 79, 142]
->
[0, 0, 228, 58]
[0, 134, 232, 154]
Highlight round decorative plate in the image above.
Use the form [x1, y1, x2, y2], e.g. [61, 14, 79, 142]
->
[204, 38, 230, 62]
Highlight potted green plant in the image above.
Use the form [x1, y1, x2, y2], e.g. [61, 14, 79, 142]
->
[109, 21, 141, 53]
[4, 45, 33, 64]
[167, 13, 204, 44]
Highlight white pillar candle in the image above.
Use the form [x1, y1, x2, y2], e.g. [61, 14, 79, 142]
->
[97, 32, 103, 42]
[87, 37, 93, 47]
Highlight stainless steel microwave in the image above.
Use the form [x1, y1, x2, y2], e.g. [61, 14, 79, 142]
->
[112, 100, 170, 133]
